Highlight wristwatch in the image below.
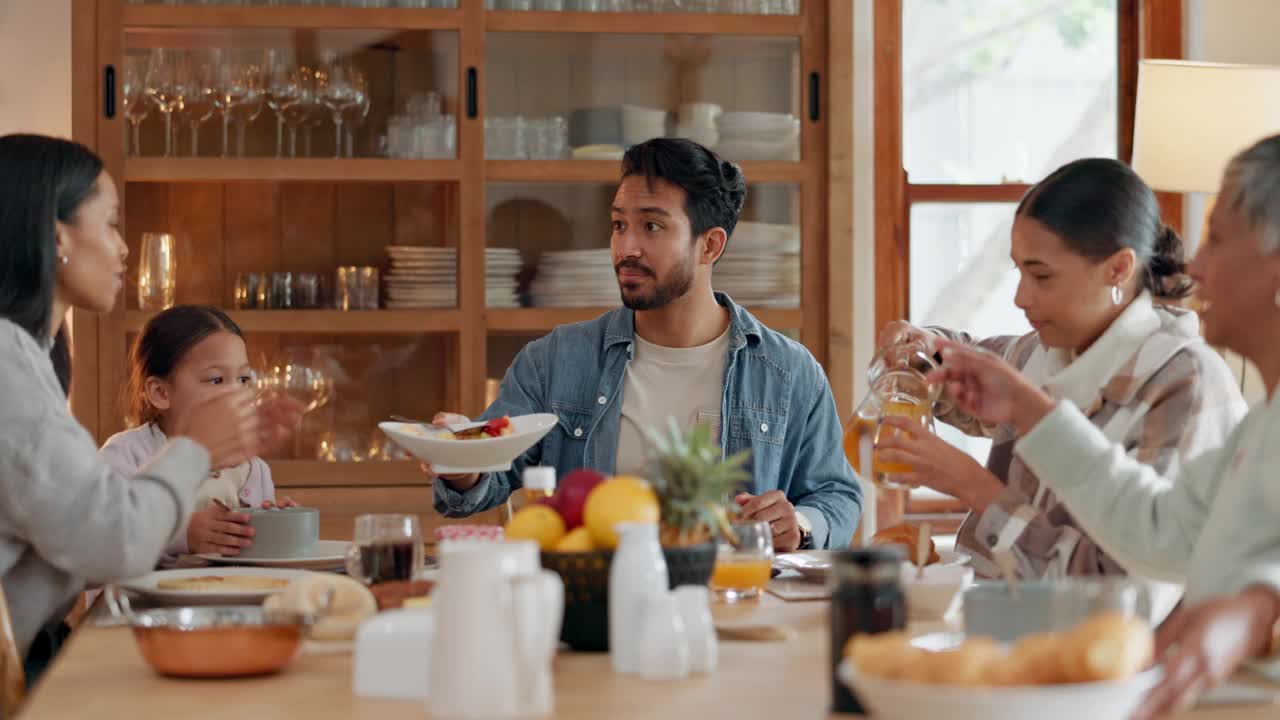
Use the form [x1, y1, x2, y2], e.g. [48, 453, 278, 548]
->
[796, 511, 815, 550]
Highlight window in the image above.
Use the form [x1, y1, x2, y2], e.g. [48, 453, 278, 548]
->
[873, 0, 1182, 524]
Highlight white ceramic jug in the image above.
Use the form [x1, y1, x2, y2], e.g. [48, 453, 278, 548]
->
[429, 540, 564, 718]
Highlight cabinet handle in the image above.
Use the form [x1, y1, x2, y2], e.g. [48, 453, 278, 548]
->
[808, 71, 820, 122]
[104, 65, 116, 119]
[466, 67, 478, 119]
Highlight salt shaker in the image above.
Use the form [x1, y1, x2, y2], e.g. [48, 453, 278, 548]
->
[636, 590, 690, 681]
[608, 523, 668, 674]
[673, 585, 717, 673]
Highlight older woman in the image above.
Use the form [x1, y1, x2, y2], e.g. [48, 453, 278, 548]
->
[0, 135, 300, 678]
[930, 134, 1280, 717]
[877, 159, 1245, 610]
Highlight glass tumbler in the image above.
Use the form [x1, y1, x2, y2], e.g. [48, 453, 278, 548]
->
[137, 232, 177, 310]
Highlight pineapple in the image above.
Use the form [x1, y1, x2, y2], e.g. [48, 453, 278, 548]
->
[646, 417, 751, 547]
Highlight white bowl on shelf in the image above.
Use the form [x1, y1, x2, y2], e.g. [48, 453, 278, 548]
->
[379, 414, 557, 475]
[714, 138, 800, 161]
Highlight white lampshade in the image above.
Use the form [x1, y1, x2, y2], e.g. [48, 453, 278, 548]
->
[1133, 60, 1280, 193]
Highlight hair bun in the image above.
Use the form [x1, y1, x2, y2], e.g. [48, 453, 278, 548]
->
[1145, 224, 1194, 300]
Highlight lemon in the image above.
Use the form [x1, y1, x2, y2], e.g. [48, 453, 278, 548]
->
[554, 526, 595, 552]
[504, 505, 567, 550]
[583, 475, 660, 550]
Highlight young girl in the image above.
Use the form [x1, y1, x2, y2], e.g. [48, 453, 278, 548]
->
[100, 305, 294, 558]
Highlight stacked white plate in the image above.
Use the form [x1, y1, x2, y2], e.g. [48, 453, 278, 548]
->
[715, 111, 800, 161]
[530, 249, 622, 308]
[717, 221, 801, 308]
[383, 246, 522, 309]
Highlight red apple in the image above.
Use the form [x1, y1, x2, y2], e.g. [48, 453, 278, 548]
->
[556, 469, 606, 530]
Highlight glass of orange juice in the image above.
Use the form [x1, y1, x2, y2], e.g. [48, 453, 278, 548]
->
[711, 521, 774, 603]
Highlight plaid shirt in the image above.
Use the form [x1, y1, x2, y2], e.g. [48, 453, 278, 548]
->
[932, 304, 1246, 581]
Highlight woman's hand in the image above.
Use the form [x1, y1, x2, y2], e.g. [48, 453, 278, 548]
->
[170, 389, 303, 470]
[1135, 585, 1280, 719]
[262, 497, 299, 509]
[874, 416, 1005, 513]
[928, 340, 1056, 435]
[187, 503, 255, 556]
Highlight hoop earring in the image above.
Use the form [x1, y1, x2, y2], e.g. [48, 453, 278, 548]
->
[1111, 285, 1123, 306]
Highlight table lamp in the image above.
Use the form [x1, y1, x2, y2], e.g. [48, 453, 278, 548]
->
[1132, 60, 1280, 400]
[1133, 60, 1280, 194]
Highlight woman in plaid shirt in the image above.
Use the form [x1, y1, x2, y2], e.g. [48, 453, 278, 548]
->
[877, 158, 1246, 611]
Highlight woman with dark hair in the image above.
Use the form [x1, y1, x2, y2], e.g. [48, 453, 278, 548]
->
[874, 158, 1245, 607]
[0, 134, 301, 679]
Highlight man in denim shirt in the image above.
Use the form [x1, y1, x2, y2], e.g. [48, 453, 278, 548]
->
[432, 139, 861, 550]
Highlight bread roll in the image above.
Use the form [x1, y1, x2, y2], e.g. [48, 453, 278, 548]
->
[1058, 612, 1154, 683]
[986, 633, 1065, 686]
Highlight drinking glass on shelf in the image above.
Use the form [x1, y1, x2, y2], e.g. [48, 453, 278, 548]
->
[710, 521, 774, 603]
[282, 64, 320, 157]
[122, 54, 151, 157]
[137, 233, 177, 310]
[269, 272, 295, 309]
[316, 59, 368, 159]
[143, 49, 183, 157]
[255, 361, 333, 414]
[264, 49, 304, 158]
[233, 272, 267, 309]
[341, 84, 371, 158]
[212, 49, 265, 158]
[172, 50, 217, 157]
[345, 514, 424, 586]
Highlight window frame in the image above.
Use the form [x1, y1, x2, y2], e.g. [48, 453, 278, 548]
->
[873, 0, 1184, 524]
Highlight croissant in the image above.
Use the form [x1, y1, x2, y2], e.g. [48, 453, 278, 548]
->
[871, 524, 940, 566]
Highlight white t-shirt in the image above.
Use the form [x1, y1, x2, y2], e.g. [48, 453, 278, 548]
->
[614, 327, 731, 477]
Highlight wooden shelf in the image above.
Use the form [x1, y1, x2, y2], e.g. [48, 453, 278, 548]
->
[486, 159, 805, 184]
[270, 460, 428, 488]
[123, 309, 464, 334]
[486, 306, 802, 332]
[126, 158, 463, 183]
[484, 10, 804, 36]
[123, 5, 463, 30]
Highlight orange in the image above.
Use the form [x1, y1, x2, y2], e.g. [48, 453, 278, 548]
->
[583, 475, 660, 550]
[553, 526, 595, 552]
[504, 505, 567, 551]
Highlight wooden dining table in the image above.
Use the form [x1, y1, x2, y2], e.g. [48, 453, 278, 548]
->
[20, 590, 1278, 719]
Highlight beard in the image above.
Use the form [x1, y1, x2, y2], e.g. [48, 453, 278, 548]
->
[616, 254, 695, 311]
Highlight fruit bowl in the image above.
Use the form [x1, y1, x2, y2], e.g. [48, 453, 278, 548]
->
[540, 542, 716, 652]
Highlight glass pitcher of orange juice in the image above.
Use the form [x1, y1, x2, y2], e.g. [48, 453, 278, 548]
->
[843, 342, 942, 490]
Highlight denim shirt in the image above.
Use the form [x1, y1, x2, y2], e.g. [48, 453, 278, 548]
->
[433, 293, 863, 549]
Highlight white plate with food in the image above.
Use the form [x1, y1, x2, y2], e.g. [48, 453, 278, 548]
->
[379, 414, 557, 474]
[197, 540, 352, 571]
[120, 567, 313, 605]
[774, 548, 971, 582]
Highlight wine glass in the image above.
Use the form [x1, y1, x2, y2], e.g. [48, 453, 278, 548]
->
[122, 54, 151, 157]
[256, 361, 333, 415]
[211, 49, 264, 158]
[143, 48, 183, 157]
[341, 84, 371, 158]
[264, 49, 304, 158]
[317, 58, 367, 159]
[282, 64, 318, 158]
[172, 50, 216, 157]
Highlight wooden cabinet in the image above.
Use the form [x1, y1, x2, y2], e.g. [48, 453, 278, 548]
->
[71, 0, 847, 539]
